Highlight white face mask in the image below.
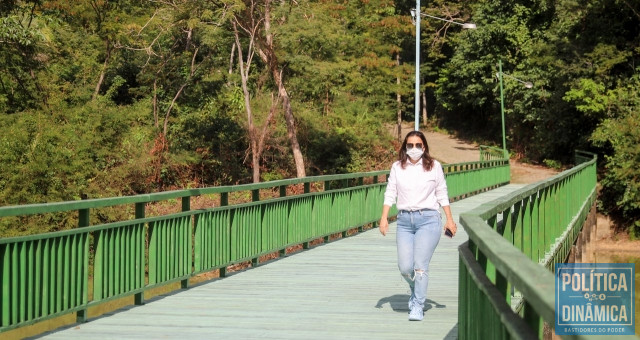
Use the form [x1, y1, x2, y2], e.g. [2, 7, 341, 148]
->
[406, 147, 424, 161]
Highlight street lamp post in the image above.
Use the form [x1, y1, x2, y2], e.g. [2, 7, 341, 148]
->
[414, 2, 421, 132]
[498, 60, 506, 156]
[410, 8, 476, 131]
[497, 59, 533, 157]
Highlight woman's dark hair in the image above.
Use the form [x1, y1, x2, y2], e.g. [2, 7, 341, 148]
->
[399, 131, 434, 171]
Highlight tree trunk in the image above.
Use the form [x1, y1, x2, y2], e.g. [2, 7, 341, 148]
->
[396, 54, 402, 142]
[152, 79, 158, 128]
[422, 91, 428, 128]
[257, 93, 279, 158]
[162, 48, 198, 136]
[185, 28, 192, 51]
[163, 83, 187, 136]
[251, 146, 260, 183]
[253, 94, 279, 182]
[229, 43, 235, 75]
[93, 41, 112, 100]
[261, 0, 306, 178]
[233, 20, 260, 183]
[274, 69, 306, 177]
[325, 88, 330, 115]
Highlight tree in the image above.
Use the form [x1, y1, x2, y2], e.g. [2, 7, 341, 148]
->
[231, 6, 279, 183]
[591, 73, 640, 236]
[0, 1, 48, 113]
[257, 0, 306, 177]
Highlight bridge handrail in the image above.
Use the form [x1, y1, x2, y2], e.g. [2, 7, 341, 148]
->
[0, 171, 390, 218]
[0, 152, 510, 333]
[458, 151, 635, 339]
[0, 159, 509, 218]
[479, 145, 507, 160]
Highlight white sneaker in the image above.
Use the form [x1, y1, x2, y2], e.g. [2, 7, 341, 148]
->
[409, 305, 424, 321]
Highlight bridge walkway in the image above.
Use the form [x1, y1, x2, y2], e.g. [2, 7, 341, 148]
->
[34, 184, 526, 340]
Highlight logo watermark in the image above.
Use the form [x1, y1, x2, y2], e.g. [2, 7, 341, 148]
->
[555, 263, 635, 335]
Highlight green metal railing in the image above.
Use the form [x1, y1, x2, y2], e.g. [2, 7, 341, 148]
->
[480, 145, 508, 161]
[458, 151, 635, 339]
[443, 158, 510, 200]
[0, 152, 509, 333]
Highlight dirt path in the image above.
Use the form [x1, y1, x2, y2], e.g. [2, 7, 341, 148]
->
[389, 123, 558, 183]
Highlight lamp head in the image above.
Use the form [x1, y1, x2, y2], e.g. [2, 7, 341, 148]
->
[462, 23, 477, 29]
[524, 82, 533, 89]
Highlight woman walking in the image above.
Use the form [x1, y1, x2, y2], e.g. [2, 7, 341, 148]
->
[378, 130, 457, 321]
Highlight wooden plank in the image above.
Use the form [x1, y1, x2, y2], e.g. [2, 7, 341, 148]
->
[36, 185, 526, 340]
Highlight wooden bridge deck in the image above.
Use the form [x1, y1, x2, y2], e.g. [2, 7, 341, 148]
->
[34, 184, 526, 340]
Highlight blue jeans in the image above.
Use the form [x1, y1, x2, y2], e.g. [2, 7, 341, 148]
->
[396, 209, 442, 309]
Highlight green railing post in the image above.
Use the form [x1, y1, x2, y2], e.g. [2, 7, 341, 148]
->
[78, 209, 90, 228]
[181, 197, 190, 289]
[303, 182, 312, 249]
[134, 202, 146, 305]
[220, 193, 228, 278]
[251, 190, 260, 267]
[76, 208, 90, 323]
[523, 300, 544, 338]
[181, 197, 190, 211]
[531, 193, 541, 262]
[495, 269, 511, 306]
[522, 197, 532, 260]
[279, 185, 287, 257]
[371, 175, 379, 229]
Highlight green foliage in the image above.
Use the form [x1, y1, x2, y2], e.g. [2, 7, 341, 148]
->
[1, 0, 639, 236]
[591, 73, 640, 231]
[435, 0, 550, 145]
[0, 99, 153, 235]
[299, 92, 396, 175]
[542, 159, 562, 170]
[170, 94, 250, 185]
[432, 0, 639, 231]
[0, 12, 48, 112]
[563, 78, 612, 118]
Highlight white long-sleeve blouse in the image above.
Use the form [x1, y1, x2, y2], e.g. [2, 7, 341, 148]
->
[383, 159, 450, 211]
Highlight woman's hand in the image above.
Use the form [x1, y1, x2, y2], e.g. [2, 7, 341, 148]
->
[379, 205, 391, 236]
[444, 219, 457, 237]
[379, 218, 389, 236]
[441, 206, 457, 237]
